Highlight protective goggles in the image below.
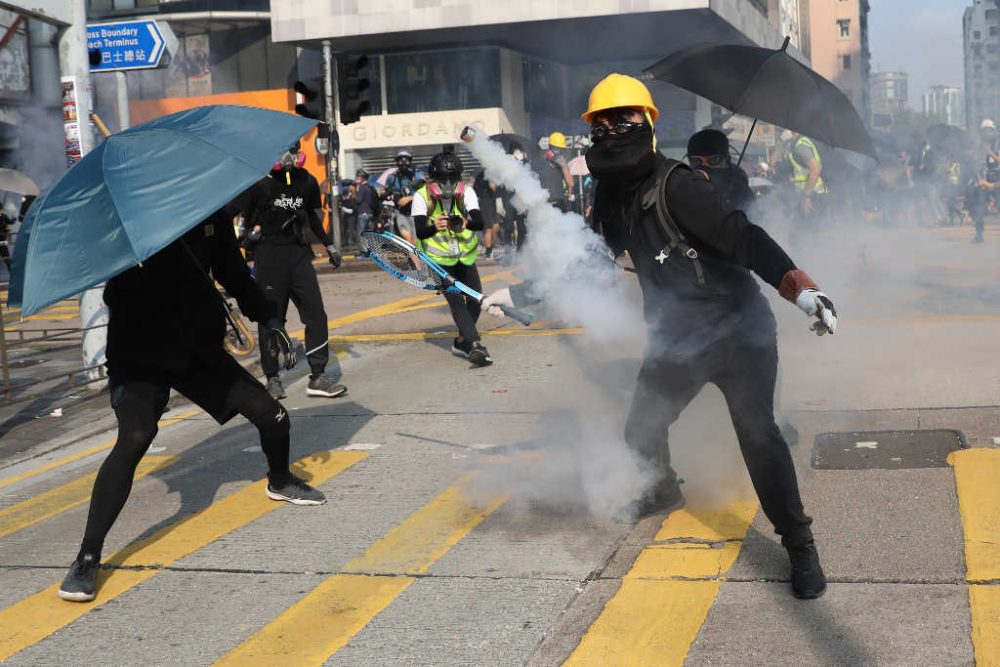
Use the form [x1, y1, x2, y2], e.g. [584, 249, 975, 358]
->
[687, 155, 729, 168]
[396, 156, 412, 166]
[590, 117, 647, 142]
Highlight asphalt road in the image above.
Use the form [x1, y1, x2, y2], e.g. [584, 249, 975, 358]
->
[0, 222, 997, 666]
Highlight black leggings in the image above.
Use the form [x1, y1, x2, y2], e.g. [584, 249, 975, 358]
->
[443, 262, 482, 343]
[79, 374, 291, 559]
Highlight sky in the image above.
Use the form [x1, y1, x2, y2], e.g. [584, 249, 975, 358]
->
[867, 0, 966, 108]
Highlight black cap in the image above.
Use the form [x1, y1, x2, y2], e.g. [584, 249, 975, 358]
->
[687, 129, 730, 157]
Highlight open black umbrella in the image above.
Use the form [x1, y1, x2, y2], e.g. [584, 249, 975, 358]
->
[644, 38, 876, 163]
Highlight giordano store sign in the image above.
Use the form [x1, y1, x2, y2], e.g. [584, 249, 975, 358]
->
[341, 108, 513, 150]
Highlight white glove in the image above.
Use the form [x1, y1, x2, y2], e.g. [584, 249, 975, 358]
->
[795, 289, 837, 335]
[482, 287, 514, 318]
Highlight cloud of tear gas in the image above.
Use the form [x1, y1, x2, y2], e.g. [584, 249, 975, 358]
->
[459, 128, 661, 518]
[463, 128, 645, 343]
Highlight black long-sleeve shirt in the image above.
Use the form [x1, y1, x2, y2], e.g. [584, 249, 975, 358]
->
[104, 209, 275, 376]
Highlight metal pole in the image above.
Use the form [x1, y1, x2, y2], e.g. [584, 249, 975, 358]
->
[0, 299, 11, 403]
[322, 40, 342, 251]
[115, 70, 130, 131]
[737, 117, 758, 167]
[63, 0, 108, 390]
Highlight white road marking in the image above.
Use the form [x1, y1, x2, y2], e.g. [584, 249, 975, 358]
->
[856, 441, 879, 449]
[344, 443, 381, 451]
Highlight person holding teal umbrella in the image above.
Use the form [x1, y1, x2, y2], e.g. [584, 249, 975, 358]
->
[8, 106, 332, 603]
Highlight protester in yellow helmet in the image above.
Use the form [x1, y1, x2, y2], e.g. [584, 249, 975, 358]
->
[485, 73, 836, 600]
[534, 131, 574, 215]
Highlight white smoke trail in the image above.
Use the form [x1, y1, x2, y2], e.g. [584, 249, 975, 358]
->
[463, 129, 645, 343]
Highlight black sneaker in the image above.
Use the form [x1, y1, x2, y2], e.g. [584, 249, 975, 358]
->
[266, 474, 327, 505]
[468, 342, 493, 367]
[58, 553, 100, 602]
[787, 540, 827, 599]
[307, 376, 347, 398]
[617, 481, 685, 523]
[451, 337, 472, 359]
[265, 376, 286, 400]
[484, 246, 494, 259]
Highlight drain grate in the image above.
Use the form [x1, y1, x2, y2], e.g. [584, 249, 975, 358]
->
[812, 430, 966, 470]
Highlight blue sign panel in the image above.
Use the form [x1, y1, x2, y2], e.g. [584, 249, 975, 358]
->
[87, 21, 167, 72]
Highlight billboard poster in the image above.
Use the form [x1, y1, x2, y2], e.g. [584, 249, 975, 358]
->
[61, 77, 83, 166]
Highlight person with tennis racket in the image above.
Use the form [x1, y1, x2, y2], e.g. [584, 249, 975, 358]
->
[411, 149, 493, 367]
[483, 74, 836, 600]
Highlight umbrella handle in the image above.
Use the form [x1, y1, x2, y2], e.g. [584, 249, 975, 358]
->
[737, 117, 758, 168]
[178, 239, 246, 346]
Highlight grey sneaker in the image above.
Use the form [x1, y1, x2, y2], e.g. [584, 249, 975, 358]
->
[266, 474, 327, 505]
[58, 553, 100, 602]
[265, 376, 286, 400]
[468, 342, 493, 367]
[306, 375, 347, 398]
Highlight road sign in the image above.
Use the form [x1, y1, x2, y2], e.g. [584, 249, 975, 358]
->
[87, 20, 176, 72]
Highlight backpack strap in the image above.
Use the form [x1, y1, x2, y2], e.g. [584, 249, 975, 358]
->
[640, 159, 706, 285]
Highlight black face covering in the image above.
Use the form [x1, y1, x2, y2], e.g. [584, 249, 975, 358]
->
[585, 126, 656, 184]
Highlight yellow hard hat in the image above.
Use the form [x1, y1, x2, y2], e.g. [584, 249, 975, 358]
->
[582, 73, 660, 124]
[548, 132, 568, 149]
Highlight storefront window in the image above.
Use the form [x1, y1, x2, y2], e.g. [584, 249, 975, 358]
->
[524, 58, 567, 118]
[385, 48, 501, 114]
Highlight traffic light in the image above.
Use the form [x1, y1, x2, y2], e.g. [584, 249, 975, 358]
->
[339, 55, 371, 125]
[293, 77, 324, 120]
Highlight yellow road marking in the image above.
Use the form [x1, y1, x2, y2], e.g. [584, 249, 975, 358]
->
[949, 448, 1000, 665]
[287, 270, 515, 340]
[327, 327, 583, 344]
[0, 455, 178, 540]
[0, 450, 367, 662]
[0, 409, 202, 491]
[214, 474, 506, 666]
[566, 500, 759, 666]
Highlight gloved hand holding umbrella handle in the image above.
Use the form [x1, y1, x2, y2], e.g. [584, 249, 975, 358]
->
[779, 269, 838, 335]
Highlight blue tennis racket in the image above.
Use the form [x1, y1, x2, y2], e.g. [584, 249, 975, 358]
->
[361, 230, 534, 326]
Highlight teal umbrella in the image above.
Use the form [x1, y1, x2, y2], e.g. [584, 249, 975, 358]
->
[9, 105, 317, 316]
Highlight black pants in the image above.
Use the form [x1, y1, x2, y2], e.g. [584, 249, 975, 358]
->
[254, 243, 329, 378]
[969, 186, 991, 240]
[443, 262, 482, 343]
[624, 326, 813, 546]
[79, 355, 291, 559]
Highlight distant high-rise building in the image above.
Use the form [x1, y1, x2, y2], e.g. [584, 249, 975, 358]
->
[923, 86, 965, 127]
[870, 71, 908, 129]
[964, 0, 1000, 128]
[803, 0, 871, 125]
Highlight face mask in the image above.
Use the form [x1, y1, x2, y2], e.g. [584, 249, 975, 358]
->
[276, 151, 304, 171]
[512, 149, 526, 163]
[585, 125, 656, 182]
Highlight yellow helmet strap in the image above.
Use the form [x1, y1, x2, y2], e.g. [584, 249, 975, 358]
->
[645, 110, 658, 152]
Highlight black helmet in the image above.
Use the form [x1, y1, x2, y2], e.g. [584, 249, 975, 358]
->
[687, 129, 730, 157]
[429, 151, 463, 182]
[355, 168, 369, 180]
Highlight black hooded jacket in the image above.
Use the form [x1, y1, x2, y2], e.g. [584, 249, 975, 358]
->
[103, 207, 274, 376]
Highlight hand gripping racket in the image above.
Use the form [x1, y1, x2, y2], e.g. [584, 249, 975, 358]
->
[361, 230, 534, 326]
